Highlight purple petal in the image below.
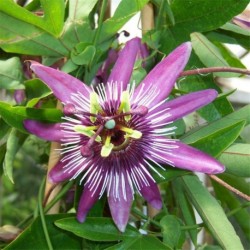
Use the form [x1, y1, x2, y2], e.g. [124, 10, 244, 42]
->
[48, 159, 77, 183]
[23, 120, 64, 142]
[77, 185, 101, 223]
[150, 140, 225, 174]
[107, 37, 141, 91]
[147, 89, 218, 124]
[108, 173, 133, 232]
[29, 61, 91, 104]
[134, 42, 192, 107]
[140, 177, 162, 210]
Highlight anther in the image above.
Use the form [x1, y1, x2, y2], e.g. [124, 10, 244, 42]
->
[80, 144, 94, 157]
[80, 125, 104, 158]
[63, 103, 77, 116]
[130, 106, 148, 116]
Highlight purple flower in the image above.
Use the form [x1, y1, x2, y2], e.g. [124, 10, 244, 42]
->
[24, 38, 224, 232]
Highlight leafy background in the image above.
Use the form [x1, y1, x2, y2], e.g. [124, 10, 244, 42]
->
[0, 0, 249, 249]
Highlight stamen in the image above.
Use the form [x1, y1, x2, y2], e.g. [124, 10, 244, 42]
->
[118, 91, 131, 121]
[130, 106, 148, 116]
[63, 103, 76, 116]
[63, 103, 101, 119]
[90, 92, 102, 122]
[120, 126, 142, 139]
[101, 135, 114, 157]
[74, 125, 101, 142]
[80, 125, 104, 157]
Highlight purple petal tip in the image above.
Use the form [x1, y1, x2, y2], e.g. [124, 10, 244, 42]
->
[77, 213, 87, 223]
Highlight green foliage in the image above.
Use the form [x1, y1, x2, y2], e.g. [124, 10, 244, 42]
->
[0, 0, 249, 249]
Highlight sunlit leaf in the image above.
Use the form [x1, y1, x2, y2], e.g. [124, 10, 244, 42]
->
[181, 175, 244, 250]
[219, 143, 250, 177]
[0, 57, 24, 90]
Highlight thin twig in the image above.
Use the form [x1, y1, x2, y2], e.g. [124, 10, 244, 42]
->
[209, 175, 250, 201]
[180, 67, 250, 77]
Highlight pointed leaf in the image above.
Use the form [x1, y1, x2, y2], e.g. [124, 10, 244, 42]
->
[189, 120, 246, 157]
[182, 105, 250, 144]
[3, 129, 27, 183]
[219, 143, 250, 177]
[55, 217, 139, 242]
[4, 214, 82, 250]
[181, 175, 244, 250]
[0, 57, 24, 89]
[191, 32, 238, 77]
[0, 102, 62, 132]
[0, 0, 65, 36]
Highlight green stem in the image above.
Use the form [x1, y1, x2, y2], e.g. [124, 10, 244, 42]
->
[45, 181, 74, 213]
[38, 178, 53, 250]
[181, 223, 203, 231]
[227, 201, 250, 217]
[132, 207, 161, 228]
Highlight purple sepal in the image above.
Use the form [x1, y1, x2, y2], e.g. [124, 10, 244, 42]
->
[152, 140, 225, 174]
[29, 61, 91, 104]
[140, 177, 162, 210]
[23, 120, 64, 142]
[77, 185, 101, 223]
[108, 174, 133, 232]
[48, 160, 77, 183]
[148, 89, 218, 123]
[107, 37, 141, 92]
[134, 42, 192, 108]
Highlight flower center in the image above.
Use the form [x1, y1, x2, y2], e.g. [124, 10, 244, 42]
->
[67, 90, 148, 158]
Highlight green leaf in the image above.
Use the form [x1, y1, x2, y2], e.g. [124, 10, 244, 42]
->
[0, 118, 10, 140]
[213, 42, 246, 69]
[0, 11, 69, 56]
[160, 215, 181, 248]
[189, 120, 246, 157]
[68, 0, 98, 20]
[3, 128, 27, 183]
[71, 44, 96, 65]
[5, 214, 82, 250]
[191, 32, 239, 78]
[221, 22, 250, 36]
[55, 217, 140, 241]
[219, 143, 250, 177]
[212, 180, 250, 242]
[182, 105, 250, 145]
[0, 143, 7, 176]
[181, 175, 244, 250]
[0, 0, 65, 36]
[24, 79, 51, 107]
[0, 102, 62, 132]
[0, 57, 24, 89]
[100, 0, 149, 41]
[106, 235, 171, 250]
[173, 178, 197, 245]
[153, 0, 249, 53]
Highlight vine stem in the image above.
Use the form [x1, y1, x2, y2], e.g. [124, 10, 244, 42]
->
[180, 67, 250, 77]
[38, 178, 53, 250]
[209, 175, 250, 201]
